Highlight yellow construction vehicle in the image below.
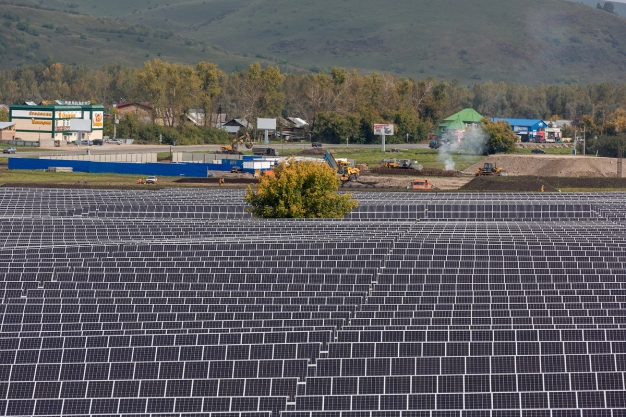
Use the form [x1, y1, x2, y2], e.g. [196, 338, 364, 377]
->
[380, 158, 401, 168]
[218, 132, 253, 155]
[324, 151, 360, 182]
[475, 162, 508, 176]
[379, 158, 423, 170]
[338, 160, 360, 182]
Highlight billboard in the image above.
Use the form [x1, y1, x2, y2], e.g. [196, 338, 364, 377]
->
[257, 118, 277, 130]
[374, 124, 394, 136]
[70, 119, 92, 132]
[92, 112, 104, 129]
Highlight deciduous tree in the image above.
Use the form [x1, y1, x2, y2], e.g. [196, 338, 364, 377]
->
[480, 118, 517, 154]
[245, 159, 358, 218]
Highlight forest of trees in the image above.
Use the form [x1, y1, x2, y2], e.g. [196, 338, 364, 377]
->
[2, 59, 626, 146]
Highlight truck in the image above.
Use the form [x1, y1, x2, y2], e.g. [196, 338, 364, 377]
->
[409, 179, 433, 190]
[252, 147, 278, 157]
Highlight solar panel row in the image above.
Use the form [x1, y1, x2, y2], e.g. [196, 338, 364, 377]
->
[0, 188, 624, 416]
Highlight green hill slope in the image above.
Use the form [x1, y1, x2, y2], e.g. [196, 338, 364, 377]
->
[0, 3, 267, 72]
[6, 0, 626, 85]
[576, 0, 626, 15]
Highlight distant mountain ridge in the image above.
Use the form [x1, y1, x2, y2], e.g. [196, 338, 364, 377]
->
[3, 0, 626, 85]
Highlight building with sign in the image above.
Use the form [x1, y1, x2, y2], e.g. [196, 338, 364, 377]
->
[9, 102, 104, 147]
[492, 118, 547, 142]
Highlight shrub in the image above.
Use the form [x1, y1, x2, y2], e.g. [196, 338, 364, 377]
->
[245, 159, 358, 218]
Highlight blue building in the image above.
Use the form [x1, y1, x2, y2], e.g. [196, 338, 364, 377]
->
[492, 118, 547, 142]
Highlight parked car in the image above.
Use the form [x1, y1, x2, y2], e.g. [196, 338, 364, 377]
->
[145, 176, 157, 184]
[531, 148, 546, 154]
[108, 139, 123, 145]
[92, 139, 103, 146]
[312, 142, 323, 148]
[230, 166, 242, 173]
[3, 147, 16, 154]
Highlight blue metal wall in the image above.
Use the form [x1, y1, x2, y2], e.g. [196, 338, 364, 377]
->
[8, 158, 259, 177]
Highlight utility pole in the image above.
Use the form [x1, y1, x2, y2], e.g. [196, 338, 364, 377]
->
[583, 126, 587, 156]
[406, 133, 409, 143]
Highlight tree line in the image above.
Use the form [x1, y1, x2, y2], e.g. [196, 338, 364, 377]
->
[2, 60, 626, 147]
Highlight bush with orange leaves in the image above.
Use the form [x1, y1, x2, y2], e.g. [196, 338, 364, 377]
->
[245, 158, 358, 218]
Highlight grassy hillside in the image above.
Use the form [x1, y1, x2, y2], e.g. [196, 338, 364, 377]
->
[576, 0, 626, 15]
[0, 3, 275, 72]
[6, 0, 626, 85]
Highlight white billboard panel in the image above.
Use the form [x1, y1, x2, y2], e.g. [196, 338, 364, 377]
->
[374, 124, 394, 136]
[257, 118, 276, 130]
[70, 119, 92, 132]
[12, 110, 53, 119]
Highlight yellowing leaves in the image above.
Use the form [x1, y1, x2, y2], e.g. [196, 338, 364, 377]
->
[245, 159, 358, 219]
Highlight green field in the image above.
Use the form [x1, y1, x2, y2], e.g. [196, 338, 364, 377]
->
[0, 4, 273, 72]
[514, 147, 576, 155]
[6, 0, 626, 84]
[0, 169, 200, 188]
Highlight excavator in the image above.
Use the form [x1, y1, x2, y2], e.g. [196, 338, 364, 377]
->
[217, 132, 253, 155]
[324, 151, 360, 182]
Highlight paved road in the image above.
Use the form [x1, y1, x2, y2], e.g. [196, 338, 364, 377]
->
[15, 142, 429, 157]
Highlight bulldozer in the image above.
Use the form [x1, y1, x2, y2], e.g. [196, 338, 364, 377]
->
[217, 132, 253, 155]
[475, 162, 508, 176]
[324, 151, 360, 182]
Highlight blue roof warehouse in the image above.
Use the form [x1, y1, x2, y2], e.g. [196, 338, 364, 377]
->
[492, 118, 547, 142]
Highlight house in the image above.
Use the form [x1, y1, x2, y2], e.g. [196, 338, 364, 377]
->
[187, 110, 228, 127]
[280, 117, 308, 140]
[446, 116, 467, 143]
[0, 122, 16, 141]
[221, 119, 250, 135]
[114, 102, 159, 125]
[437, 108, 483, 136]
[492, 118, 548, 142]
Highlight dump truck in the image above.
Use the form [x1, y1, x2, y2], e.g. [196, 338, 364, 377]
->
[475, 162, 507, 176]
[409, 179, 433, 190]
[324, 151, 360, 182]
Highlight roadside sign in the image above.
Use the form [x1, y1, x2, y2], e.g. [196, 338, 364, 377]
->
[374, 124, 394, 136]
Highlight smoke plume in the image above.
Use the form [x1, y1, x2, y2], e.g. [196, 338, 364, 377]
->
[437, 126, 488, 170]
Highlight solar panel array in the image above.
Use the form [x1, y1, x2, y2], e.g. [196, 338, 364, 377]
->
[0, 187, 625, 417]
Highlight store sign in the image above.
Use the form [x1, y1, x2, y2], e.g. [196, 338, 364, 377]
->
[56, 111, 82, 119]
[12, 110, 53, 118]
[32, 120, 52, 126]
[56, 125, 71, 131]
[92, 112, 104, 128]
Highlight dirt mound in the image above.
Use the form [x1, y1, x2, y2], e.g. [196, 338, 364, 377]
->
[463, 154, 621, 177]
[298, 148, 327, 156]
[461, 177, 558, 192]
[461, 176, 626, 192]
